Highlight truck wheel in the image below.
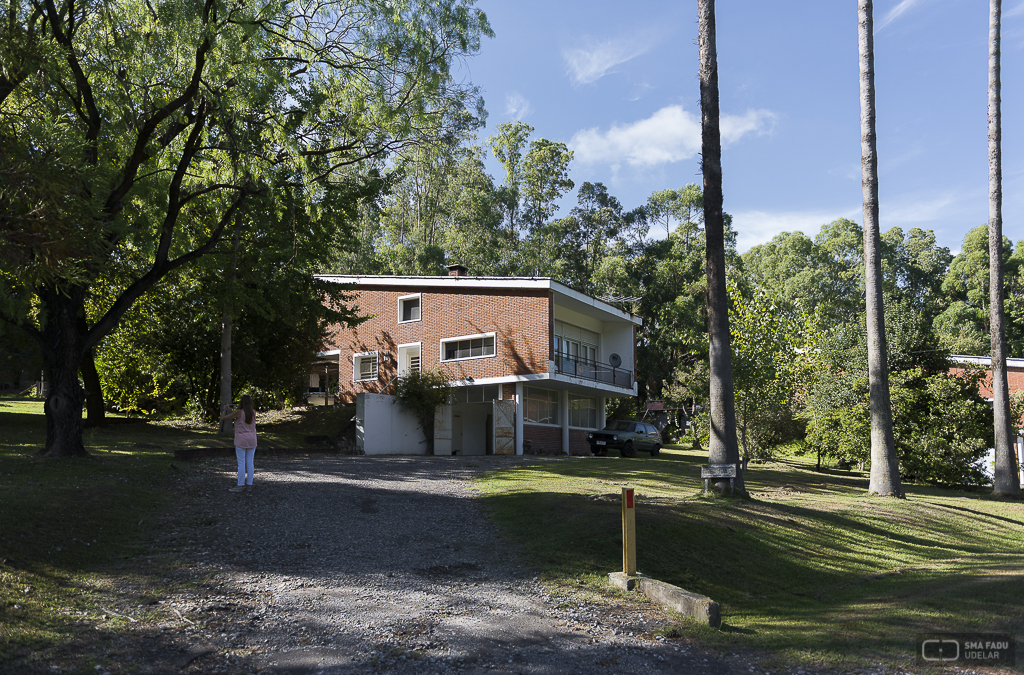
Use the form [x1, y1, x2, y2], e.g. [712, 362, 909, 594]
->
[650, 444, 660, 457]
[621, 442, 636, 458]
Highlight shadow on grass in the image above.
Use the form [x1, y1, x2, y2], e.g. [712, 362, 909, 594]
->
[477, 464, 1024, 662]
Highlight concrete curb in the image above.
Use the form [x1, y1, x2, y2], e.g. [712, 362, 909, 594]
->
[607, 572, 721, 627]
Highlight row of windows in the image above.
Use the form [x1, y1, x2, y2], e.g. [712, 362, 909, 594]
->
[352, 333, 496, 382]
[523, 387, 598, 429]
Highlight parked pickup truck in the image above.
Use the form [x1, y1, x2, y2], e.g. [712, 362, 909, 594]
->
[587, 420, 661, 458]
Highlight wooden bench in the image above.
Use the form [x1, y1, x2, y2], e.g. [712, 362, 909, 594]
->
[701, 464, 737, 495]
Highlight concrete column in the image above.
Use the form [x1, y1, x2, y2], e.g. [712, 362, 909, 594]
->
[1018, 436, 1024, 486]
[560, 389, 570, 455]
[598, 396, 606, 430]
[515, 382, 524, 455]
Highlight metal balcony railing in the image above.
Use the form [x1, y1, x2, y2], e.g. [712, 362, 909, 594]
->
[555, 354, 633, 388]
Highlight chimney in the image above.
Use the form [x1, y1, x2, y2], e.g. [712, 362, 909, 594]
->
[446, 264, 468, 277]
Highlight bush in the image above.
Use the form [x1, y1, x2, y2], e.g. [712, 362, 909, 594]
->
[394, 369, 453, 456]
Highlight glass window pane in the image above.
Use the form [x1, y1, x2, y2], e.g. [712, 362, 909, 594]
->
[401, 298, 420, 321]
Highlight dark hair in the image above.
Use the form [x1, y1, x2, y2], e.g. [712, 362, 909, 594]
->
[241, 394, 254, 425]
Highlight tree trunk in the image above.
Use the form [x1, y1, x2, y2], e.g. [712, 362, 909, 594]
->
[699, 0, 743, 495]
[859, 0, 903, 497]
[39, 286, 89, 457]
[988, 0, 1020, 496]
[80, 347, 105, 427]
[219, 217, 243, 435]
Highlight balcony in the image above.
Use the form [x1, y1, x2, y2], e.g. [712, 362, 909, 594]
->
[555, 354, 633, 389]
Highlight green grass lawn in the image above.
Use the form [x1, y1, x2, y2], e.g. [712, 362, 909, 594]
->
[0, 396, 353, 669]
[475, 447, 1024, 669]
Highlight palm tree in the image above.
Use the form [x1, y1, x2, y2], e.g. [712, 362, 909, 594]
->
[858, 0, 903, 497]
[698, 0, 743, 494]
[988, 0, 1021, 496]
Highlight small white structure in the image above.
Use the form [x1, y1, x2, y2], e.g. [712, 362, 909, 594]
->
[354, 392, 516, 456]
[355, 393, 425, 455]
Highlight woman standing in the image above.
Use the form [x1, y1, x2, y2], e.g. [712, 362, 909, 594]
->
[220, 394, 258, 492]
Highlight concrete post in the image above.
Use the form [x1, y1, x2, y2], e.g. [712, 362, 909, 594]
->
[621, 487, 636, 575]
[515, 382, 524, 455]
[560, 389, 570, 454]
[598, 396, 606, 430]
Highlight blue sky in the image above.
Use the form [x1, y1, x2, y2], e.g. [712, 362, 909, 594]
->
[457, 0, 1024, 254]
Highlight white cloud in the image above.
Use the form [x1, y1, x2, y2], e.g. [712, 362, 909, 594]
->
[569, 105, 776, 168]
[563, 35, 653, 86]
[1006, 1, 1024, 18]
[879, 0, 927, 29]
[730, 208, 859, 253]
[504, 92, 531, 120]
[730, 187, 990, 254]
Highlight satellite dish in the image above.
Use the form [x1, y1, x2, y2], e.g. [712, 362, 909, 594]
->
[609, 353, 622, 368]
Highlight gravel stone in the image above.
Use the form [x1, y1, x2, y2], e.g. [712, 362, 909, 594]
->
[62, 454, 928, 674]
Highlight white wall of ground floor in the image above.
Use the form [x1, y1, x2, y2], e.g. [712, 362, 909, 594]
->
[355, 393, 516, 456]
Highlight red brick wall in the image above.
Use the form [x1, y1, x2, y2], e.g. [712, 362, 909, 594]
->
[522, 425, 592, 456]
[949, 365, 1024, 399]
[568, 429, 592, 456]
[327, 286, 551, 401]
[524, 424, 561, 454]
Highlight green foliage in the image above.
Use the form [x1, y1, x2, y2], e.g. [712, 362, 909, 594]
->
[394, 369, 453, 455]
[729, 287, 803, 463]
[934, 225, 1023, 357]
[801, 295, 992, 485]
[0, 0, 494, 453]
[891, 369, 992, 485]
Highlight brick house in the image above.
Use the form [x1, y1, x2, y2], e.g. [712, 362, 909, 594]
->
[948, 355, 1024, 406]
[315, 266, 642, 456]
[949, 355, 1024, 485]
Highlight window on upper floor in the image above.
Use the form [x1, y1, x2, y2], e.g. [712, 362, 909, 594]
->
[441, 333, 495, 362]
[353, 351, 379, 382]
[398, 294, 421, 323]
[554, 320, 599, 373]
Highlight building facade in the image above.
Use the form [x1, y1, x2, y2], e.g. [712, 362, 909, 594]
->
[317, 268, 641, 456]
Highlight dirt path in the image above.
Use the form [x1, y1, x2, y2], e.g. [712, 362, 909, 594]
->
[91, 454, 757, 675]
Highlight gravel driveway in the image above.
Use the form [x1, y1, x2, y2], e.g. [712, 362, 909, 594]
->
[102, 455, 763, 674]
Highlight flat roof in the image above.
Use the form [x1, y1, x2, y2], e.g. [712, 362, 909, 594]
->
[950, 355, 1024, 369]
[316, 274, 642, 325]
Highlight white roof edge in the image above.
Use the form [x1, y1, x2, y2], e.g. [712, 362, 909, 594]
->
[316, 274, 642, 325]
[949, 355, 1024, 368]
[315, 349, 341, 358]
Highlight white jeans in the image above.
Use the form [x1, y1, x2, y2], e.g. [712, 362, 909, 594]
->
[235, 447, 256, 486]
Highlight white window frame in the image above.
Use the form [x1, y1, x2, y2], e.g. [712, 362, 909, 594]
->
[397, 293, 422, 324]
[439, 332, 497, 363]
[352, 351, 379, 382]
[397, 342, 422, 377]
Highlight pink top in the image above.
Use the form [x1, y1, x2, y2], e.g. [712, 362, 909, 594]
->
[233, 415, 257, 449]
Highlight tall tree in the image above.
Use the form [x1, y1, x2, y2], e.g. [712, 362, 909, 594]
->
[698, 0, 743, 494]
[858, 0, 903, 497]
[0, 0, 492, 457]
[987, 0, 1020, 496]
